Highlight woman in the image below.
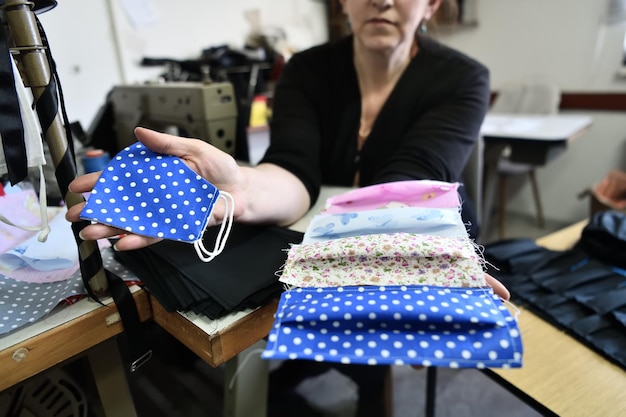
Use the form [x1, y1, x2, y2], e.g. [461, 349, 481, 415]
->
[68, 0, 506, 293]
[68, 0, 508, 415]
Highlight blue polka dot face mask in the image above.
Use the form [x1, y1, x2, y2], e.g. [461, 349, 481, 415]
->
[262, 285, 523, 368]
[79, 142, 234, 262]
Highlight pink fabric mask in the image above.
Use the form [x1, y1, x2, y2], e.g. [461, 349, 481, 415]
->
[324, 180, 461, 214]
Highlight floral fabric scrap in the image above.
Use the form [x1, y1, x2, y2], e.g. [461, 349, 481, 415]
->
[280, 232, 486, 288]
[261, 285, 523, 368]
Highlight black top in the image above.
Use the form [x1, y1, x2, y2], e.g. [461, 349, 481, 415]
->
[261, 34, 489, 210]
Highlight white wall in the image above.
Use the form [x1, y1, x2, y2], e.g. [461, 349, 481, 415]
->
[38, 0, 328, 129]
[107, 0, 328, 84]
[439, 0, 626, 224]
[442, 0, 626, 91]
[36, 0, 626, 224]
[38, 0, 122, 131]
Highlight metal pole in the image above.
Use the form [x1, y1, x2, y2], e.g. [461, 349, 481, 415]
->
[1, 0, 108, 295]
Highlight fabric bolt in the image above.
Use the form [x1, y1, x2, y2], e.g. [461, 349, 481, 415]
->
[0, 270, 82, 335]
[262, 285, 523, 368]
[0, 246, 137, 335]
[80, 142, 234, 262]
[280, 232, 485, 288]
[0, 206, 77, 274]
[323, 180, 461, 214]
[302, 206, 467, 244]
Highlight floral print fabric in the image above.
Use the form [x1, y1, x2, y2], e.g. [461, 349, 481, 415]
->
[280, 233, 486, 288]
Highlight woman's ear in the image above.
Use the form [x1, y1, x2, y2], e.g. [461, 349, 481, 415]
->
[425, 0, 443, 20]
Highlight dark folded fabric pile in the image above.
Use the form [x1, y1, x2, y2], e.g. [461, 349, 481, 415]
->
[483, 210, 626, 370]
[114, 223, 303, 319]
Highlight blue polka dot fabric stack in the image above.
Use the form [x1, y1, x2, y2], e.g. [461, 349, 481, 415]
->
[262, 182, 524, 369]
[80, 142, 220, 243]
[262, 285, 523, 368]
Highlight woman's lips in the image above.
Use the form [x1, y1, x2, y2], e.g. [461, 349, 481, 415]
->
[368, 18, 394, 25]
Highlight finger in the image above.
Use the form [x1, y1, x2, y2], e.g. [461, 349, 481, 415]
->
[68, 171, 102, 194]
[134, 127, 204, 159]
[78, 223, 127, 241]
[112, 234, 162, 251]
[65, 202, 87, 222]
[485, 273, 510, 301]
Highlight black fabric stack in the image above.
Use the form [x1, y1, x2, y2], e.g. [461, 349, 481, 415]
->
[483, 210, 626, 370]
[114, 223, 303, 319]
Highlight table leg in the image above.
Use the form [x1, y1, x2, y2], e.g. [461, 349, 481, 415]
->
[223, 340, 269, 417]
[482, 143, 507, 240]
[87, 338, 138, 417]
[425, 367, 437, 417]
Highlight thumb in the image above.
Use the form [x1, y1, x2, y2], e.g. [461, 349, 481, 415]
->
[134, 127, 200, 159]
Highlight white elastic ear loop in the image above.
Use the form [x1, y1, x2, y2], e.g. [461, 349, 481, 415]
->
[194, 191, 234, 262]
[0, 165, 50, 242]
[502, 298, 522, 321]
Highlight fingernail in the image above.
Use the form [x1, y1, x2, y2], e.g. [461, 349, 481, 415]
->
[78, 230, 85, 240]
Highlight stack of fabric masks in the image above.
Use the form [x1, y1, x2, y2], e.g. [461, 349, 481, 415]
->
[262, 180, 523, 368]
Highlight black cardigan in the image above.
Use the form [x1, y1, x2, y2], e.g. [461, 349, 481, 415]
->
[262, 35, 489, 222]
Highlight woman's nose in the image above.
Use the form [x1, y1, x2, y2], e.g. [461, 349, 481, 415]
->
[371, 0, 393, 9]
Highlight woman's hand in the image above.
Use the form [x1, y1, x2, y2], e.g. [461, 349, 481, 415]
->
[485, 272, 510, 300]
[66, 127, 246, 251]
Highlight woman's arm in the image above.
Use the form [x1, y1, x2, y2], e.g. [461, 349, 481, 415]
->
[66, 127, 310, 250]
[366, 55, 490, 185]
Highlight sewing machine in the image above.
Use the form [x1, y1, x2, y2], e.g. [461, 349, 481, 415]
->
[108, 81, 238, 156]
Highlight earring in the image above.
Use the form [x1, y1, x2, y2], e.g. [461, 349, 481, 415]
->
[419, 20, 428, 34]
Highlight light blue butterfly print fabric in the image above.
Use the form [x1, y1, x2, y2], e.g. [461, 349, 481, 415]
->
[301, 206, 468, 244]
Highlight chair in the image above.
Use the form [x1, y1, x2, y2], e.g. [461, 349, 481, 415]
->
[462, 135, 484, 239]
[489, 80, 561, 239]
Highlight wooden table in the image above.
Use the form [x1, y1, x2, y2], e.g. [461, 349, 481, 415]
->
[4, 202, 623, 417]
[485, 220, 626, 417]
[0, 285, 151, 416]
